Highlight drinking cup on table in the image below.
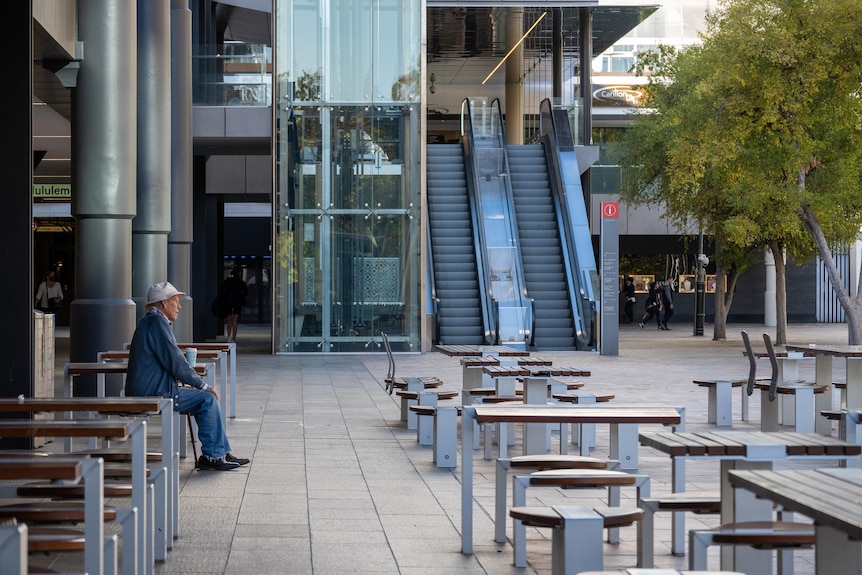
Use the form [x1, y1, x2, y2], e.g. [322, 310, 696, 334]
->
[185, 347, 197, 367]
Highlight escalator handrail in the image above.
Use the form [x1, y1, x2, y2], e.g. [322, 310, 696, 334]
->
[489, 98, 532, 346]
[425, 208, 441, 345]
[539, 98, 597, 350]
[461, 98, 496, 345]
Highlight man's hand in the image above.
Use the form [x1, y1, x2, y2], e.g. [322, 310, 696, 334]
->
[207, 386, 220, 400]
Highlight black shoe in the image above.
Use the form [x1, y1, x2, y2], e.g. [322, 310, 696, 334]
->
[658, 325, 665, 330]
[197, 455, 240, 471]
[663, 326, 672, 331]
[225, 453, 250, 466]
[638, 322, 645, 329]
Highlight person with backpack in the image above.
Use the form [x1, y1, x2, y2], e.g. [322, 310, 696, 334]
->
[660, 275, 675, 330]
[638, 281, 663, 329]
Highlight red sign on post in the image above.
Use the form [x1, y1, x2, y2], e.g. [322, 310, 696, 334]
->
[601, 202, 619, 219]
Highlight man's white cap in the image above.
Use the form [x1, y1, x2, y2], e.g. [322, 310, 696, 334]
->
[147, 281, 186, 304]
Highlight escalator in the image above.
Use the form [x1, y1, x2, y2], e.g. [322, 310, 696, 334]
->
[426, 98, 597, 351]
[508, 145, 577, 349]
[426, 145, 486, 345]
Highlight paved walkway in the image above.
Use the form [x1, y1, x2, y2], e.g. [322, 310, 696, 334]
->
[36, 321, 854, 574]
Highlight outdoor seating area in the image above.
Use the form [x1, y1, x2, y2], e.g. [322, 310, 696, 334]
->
[1, 323, 858, 575]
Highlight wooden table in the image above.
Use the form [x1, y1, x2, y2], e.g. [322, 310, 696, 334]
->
[460, 403, 683, 554]
[0, 396, 177, 560]
[178, 342, 237, 420]
[728, 467, 862, 573]
[639, 430, 862, 572]
[435, 344, 531, 357]
[0, 413, 158, 575]
[0, 424, 129, 575]
[0, 456, 99, 575]
[436, 345, 530, 408]
[99, 348, 224, 425]
[785, 343, 862, 418]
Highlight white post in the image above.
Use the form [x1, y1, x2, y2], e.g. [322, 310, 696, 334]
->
[764, 249, 777, 327]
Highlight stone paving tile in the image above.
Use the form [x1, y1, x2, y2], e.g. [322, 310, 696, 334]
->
[36, 323, 854, 573]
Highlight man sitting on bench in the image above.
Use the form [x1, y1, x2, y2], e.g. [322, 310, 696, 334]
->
[126, 281, 250, 471]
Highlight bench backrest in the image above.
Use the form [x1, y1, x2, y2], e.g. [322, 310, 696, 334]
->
[381, 331, 396, 395]
[761, 332, 781, 402]
[741, 330, 758, 397]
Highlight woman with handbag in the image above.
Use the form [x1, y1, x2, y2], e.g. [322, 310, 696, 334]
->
[219, 267, 248, 343]
[34, 270, 63, 314]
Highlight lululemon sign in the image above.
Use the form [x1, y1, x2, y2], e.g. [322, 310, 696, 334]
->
[600, 202, 619, 355]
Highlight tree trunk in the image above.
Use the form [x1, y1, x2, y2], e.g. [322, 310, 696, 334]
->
[712, 238, 731, 340]
[770, 241, 788, 345]
[798, 202, 862, 344]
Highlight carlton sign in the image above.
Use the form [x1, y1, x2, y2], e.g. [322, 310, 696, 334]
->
[592, 85, 644, 108]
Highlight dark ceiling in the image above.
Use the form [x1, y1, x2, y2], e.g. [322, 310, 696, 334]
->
[32, 3, 654, 182]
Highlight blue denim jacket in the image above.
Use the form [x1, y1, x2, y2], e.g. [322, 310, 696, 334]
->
[126, 307, 206, 408]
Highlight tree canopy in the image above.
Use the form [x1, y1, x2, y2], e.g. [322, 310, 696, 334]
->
[613, 0, 862, 342]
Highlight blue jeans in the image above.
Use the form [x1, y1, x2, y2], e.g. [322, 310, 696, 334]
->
[177, 387, 231, 459]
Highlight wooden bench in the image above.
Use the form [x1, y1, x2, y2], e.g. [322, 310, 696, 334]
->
[511, 468, 651, 567]
[524, 365, 592, 377]
[394, 383, 457, 429]
[553, 392, 614, 404]
[758, 332, 830, 433]
[0, 457, 117, 575]
[380, 331, 442, 394]
[510, 505, 643, 573]
[689, 521, 814, 574]
[579, 570, 746, 574]
[493, 455, 616, 543]
[637, 490, 721, 564]
[693, 378, 748, 427]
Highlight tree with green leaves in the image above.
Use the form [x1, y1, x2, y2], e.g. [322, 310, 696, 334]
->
[614, 0, 862, 343]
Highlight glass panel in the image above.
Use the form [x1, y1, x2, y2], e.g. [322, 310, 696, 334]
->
[274, 1, 422, 353]
[329, 0, 373, 102]
[374, 0, 420, 103]
[280, 0, 323, 104]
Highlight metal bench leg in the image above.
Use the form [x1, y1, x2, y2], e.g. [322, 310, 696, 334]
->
[494, 459, 511, 543]
[761, 389, 781, 431]
[553, 507, 603, 575]
[416, 392, 437, 445]
[104, 534, 119, 575]
[610, 423, 639, 471]
[689, 530, 712, 570]
[793, 388, 815, 433]
[710, 380, 733, 427]
[637, 498, 657, 567]
[151, 467, 168, 562]
[0, 524, 26, 575]
[115, 507, 138, 575]
[741, 383, 749, 421]
[433, 407, 457, 468]
[512, 475, 530, 567]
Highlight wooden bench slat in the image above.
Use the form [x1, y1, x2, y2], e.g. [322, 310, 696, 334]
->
[0, 503, 118, 523]
[709, 521, 814, 546]
[510, 505, 642, 529]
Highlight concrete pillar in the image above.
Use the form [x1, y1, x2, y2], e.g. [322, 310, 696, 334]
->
[552, 8, 562, 103]
[578, 8, 593, 145]
[169, 0, 194, 341]
[764, 248, 776, 327]
[1, 0, 34, 406]
[70, 0, 138, 395]
[134, 0, 172, 319]
[504, 8, 523, 145]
